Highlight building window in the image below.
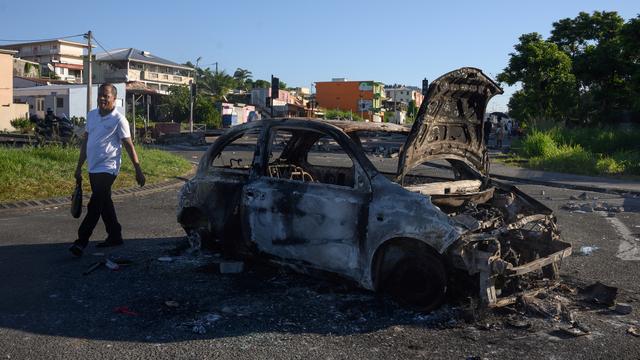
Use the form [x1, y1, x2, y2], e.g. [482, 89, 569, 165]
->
[173, 76, 182, 82]
[56, 97, 64, 108]
[162, 74, 168, 80]
[36, 98, 44, 112]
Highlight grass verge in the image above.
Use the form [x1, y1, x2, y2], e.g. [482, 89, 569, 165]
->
[508, 127, 640, 177]
[0, 145, 192, 202]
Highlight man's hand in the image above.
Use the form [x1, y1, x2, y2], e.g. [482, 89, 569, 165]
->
[122, 137, 145, 187]
[135, 165, 146, 187]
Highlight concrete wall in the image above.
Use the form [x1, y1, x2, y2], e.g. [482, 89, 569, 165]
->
[0, 52, 13, 106]
[0, 103, 29, 131]
[59, 43, 84, 60]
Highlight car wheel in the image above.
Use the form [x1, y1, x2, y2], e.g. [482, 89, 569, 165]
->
[381, 250, 447, 312]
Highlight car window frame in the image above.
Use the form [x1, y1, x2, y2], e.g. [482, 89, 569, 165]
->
[202, 125, 265, 177]
[261, 123, 372, 192]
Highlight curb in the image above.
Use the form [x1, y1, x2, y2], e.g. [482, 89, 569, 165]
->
[426, 162, 640, 197]
[489, 173, 640, 197]
[0, 174, 192, 214]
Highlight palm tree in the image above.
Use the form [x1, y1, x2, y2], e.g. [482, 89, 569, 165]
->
[233, 68, 253, 91]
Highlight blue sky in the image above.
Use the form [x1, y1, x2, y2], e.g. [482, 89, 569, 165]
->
[0, 0, 637, 111]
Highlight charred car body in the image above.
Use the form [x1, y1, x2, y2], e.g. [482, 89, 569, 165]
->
[178, 67, 572, 311]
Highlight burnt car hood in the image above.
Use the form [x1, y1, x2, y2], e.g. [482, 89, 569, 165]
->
[398, 67, 503, 178]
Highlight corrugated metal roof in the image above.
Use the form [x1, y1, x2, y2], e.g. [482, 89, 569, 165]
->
[95, 48, 194, 71]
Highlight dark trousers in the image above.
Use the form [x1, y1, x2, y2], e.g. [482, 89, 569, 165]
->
[77, 172, 122, 246]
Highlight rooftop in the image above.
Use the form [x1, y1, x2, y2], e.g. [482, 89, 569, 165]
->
[94, 48, 194, 71]
[0, 39, 89, 48]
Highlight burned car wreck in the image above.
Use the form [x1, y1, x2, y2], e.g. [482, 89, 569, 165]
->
[178, 67, 572, 311]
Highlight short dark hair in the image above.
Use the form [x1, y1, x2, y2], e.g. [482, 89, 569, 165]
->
[99, 83, 117, 97]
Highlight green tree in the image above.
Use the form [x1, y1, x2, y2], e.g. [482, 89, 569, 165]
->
[253, 79, 270, 89]
[233, 68, 253, 91]
[160, 85, 220, 128]
[497, 33, 577, 124]
[194, 69, 237, 100]
[549, 11, 627, 122]
[620, 16, 640, 114]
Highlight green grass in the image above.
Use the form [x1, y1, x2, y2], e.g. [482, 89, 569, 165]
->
[0, 145, 192, 202]
[510, 126, 640, 177]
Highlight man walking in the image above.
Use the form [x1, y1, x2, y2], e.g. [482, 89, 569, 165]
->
[69, 83, 145, 257]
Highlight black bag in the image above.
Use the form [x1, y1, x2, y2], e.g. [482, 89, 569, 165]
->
[71, 179, 82, 218]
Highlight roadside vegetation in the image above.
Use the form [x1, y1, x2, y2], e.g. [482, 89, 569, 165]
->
[324, 109, 363, 121]
[0, 145, 192, 202]
[497, 11, 639, 177]
[509, 126, 640, 176]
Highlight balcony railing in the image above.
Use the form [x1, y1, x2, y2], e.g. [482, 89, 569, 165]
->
[141, 71, 190, 85]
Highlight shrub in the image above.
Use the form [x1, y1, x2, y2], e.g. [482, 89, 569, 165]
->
[9, 118, 33, 133]
[514, 126, 640, 176]
[596, 157, 625, 175]
[528, 144, 594, 175]
[324, 109, 363, 121]
[70, 116, 86, 127]
[519, 130, 558, 158]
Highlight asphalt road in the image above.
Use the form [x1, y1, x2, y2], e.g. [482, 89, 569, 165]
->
[1, 151, 640, 359]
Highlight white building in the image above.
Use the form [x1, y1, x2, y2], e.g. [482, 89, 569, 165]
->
[87, 48, 194, 94]
[384, 86, 424, 107]
[14, 83, 126, 119]
[0, 40, 89, 83]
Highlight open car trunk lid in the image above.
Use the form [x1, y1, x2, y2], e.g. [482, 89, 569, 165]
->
[398, 67, 503, 179]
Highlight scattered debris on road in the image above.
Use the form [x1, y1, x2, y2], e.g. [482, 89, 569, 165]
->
[165, 300, 180, 308]
[562, 201, 624, 214]
[615, 303, 633, 315]
[113, 306, 139, 316]
[578, 245, 599, 256]
[628, 326, 640, 337]
[580, 282, 618, 307]
[178, 313, 222, 335]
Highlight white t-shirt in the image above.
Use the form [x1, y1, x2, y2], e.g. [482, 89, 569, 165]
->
[85, 108, 131, 175]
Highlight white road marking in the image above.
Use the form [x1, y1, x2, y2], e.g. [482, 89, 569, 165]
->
[602, 214, 640, 261]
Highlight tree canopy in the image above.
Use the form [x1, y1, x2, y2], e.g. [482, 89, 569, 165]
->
[499, 11, 640, 125]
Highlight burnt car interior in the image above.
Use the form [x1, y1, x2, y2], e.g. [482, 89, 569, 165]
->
[267, 128, 355, 188]
[210, 129, 260, 172]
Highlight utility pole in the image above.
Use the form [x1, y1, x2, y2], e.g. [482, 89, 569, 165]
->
[86, 31, 92, 115]
[189, 57, 201, 133]
[189, 79, 194, 133]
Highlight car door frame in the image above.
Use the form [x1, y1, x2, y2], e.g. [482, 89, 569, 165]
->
[240, 121, 373, 276]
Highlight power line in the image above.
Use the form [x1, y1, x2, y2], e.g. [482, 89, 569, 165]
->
[0, 34, 86, 43]
[90, 35, 115, 59]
